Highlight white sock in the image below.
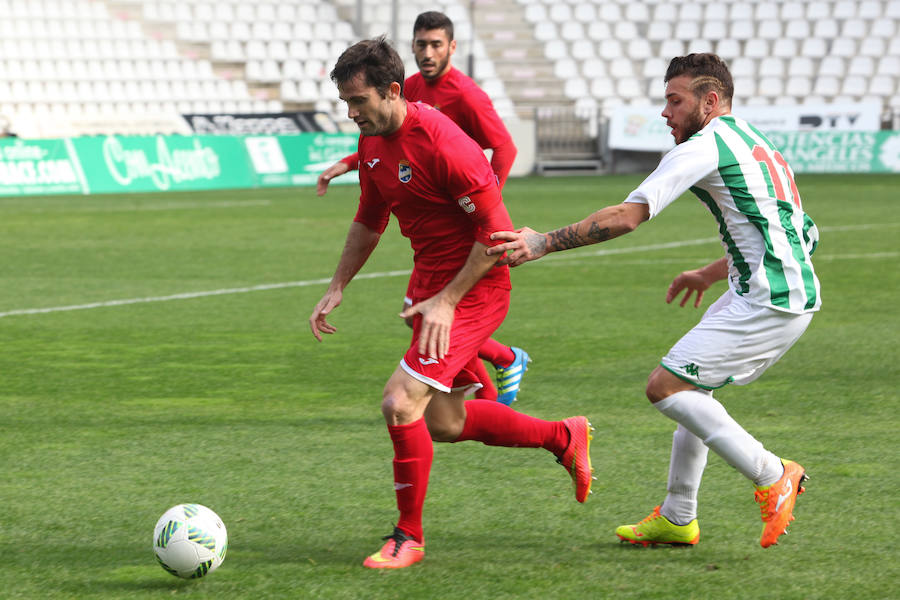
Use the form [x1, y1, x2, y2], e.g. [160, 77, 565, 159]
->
[660, 424, 708, 525]
[655, 390, 783, 487]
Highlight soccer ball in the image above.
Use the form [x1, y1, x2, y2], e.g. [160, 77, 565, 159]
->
[153, 503, 228, 579]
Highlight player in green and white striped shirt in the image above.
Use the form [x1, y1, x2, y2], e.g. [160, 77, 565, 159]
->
[488, 53, 817, 548]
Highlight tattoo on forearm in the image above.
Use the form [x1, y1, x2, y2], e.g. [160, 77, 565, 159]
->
[547, 222, 611, 251]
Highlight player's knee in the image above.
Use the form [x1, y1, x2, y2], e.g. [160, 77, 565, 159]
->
[645, 368, 670, 403]
[381, 389, 417, 423]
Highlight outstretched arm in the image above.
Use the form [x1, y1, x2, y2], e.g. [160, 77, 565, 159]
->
[316, 153, 359, 196]
[666, 257, 729, 308]
[309, 221, 381, 340]
[487, 202, 650, 266]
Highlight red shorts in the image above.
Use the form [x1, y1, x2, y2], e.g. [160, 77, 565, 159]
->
[400, 278, 509, 393]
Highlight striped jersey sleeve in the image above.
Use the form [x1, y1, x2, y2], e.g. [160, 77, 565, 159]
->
[626, 115, 820, 314]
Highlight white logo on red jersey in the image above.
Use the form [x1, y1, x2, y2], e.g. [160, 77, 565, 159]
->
[458, 196, 476, 213]
[398, 160, 412, 183]
[366, 158, 380, 168]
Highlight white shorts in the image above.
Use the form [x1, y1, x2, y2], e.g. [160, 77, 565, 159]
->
[661, 289, 814, 390]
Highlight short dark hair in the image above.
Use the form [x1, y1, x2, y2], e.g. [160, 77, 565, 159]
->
[413, 11, 454, 41]
[665, 53, 734, 104]
[330, 36, 405, 98]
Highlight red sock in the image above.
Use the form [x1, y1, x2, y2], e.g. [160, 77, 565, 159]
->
[454, 399, 568, 455]
[388, 418, 433, 542]
[472, 359, 498, 401]
[477, 339, 516, 368]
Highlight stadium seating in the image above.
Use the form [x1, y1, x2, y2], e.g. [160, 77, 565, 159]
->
[1, 0, 899, 133]
[511, 0, 900, 119]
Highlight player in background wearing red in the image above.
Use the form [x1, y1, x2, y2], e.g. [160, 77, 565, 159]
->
[309, 37, 593, 569]
[317, 12, 528, 406]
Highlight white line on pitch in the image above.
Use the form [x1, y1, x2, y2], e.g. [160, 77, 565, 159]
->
[1, 224, 895, 319]
[0, 270, 412, 319]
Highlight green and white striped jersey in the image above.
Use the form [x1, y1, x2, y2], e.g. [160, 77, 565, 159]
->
[625, 115, 820, 314]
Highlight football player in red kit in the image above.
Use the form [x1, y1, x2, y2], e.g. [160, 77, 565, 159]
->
[317, 12, 528, 406]
[309, 37, 593, 569]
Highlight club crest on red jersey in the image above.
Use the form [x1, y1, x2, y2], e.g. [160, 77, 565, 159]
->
[398, 160, 412, 183]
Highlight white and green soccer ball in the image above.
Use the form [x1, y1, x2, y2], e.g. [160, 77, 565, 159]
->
[153, 503, 228, 579]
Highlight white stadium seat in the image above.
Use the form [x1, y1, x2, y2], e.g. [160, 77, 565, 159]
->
[783, 20, 811, 39]
[841, 19, 867, 39]
[840, 76, 868, 97]
[831, 38, 857, 58]
[757, 22, 782, 40]
[563, 77, 589, 100]
[573, 4, 595, 23]
[878, 57, 900, 77]
[609, 60, 634, 79]
[859, 38, 887, 58]
[785, 76, 812, 97]
[581, 58, 607, 79]
[832, 1, 857, 19]
[571, 40, 595, 60]
[758, 57, 785, 78]
[716, 38, 741, 60]
[771, 39, 798, 59]
[800, 38, 827, 58]
[819, 56, 846, 77]
[859, 0, 883, 19]
[645, 22, 671, 42]
[813, 76, 840, 97]
[869, 76, 897, 97]
[848, 57, 875, 78]
[806, 2, 832, 18]
[744, 39, 769, 59]
[758, 76, 784, 99]
[554, 58, 578, 80]
[587, 22, 612, 41]
[702, 21, 727, 40]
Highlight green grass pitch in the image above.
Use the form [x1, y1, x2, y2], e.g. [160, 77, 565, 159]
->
[0, 174, 897, 599]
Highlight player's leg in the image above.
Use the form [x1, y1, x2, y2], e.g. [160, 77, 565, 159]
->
[424, 387, 595, 504]
[364, 367, 434, 569]
[632, 292, 813, 546]
[661, 423, 708, 526]
[450, 399, 594, 502]
[616, 372, 708, 546]
[470, 357, 498, 401]
[478, 339, 531, 405]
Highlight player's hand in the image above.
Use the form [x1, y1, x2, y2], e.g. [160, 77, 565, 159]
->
[316, 161, 350, 196]
[666, 268, 711, 308]
[487, 227, 548, 267]
[309, 289, 343, 341]
[399, 295, 455, 359]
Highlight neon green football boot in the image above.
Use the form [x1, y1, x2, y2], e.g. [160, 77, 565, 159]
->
[616, 506, 700, 547]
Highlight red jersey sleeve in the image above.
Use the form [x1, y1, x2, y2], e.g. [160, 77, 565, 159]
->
[340, 152, 359, 171]
[353, 162, 390, 234]
[459, 187, 513, 247]
[489, 138, 517, 189]
[430, 118, 513, 247]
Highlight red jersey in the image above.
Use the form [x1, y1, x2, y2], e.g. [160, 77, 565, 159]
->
[353, 102, 512, 293]
[341, 67, 516, 187]
[404, 67, 512, 151]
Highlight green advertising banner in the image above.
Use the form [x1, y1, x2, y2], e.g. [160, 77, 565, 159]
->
[767, 131, 900, 174]
[0, 132, 362, 196]
[0, 138, 84, 196]
[244, 133, 359, 188]
[71, 135, 256, 193]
